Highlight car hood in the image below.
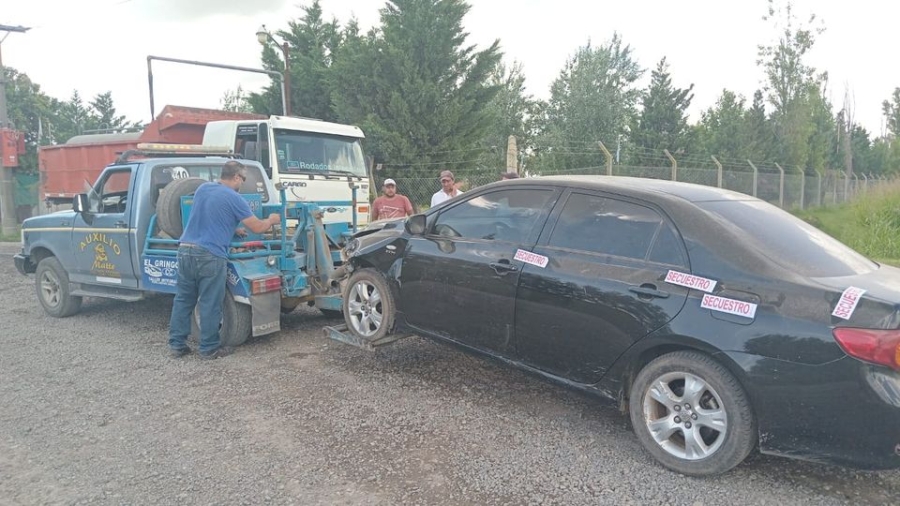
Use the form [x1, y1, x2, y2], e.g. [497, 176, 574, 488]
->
[351, 217, 407, 239]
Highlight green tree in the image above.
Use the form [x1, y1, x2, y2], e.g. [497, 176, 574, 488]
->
[335, 0, 502, 181]
[1, 67, 57, 169]
[249, 0, 342, 120]
[628, 57, 694, 166]
[536, 34, 643, 172]
[743, 90, 775, 161]
[56, 90, 96, 141]
[89, 91, 134, 132]
[221, 85, 253, 113]
[695, 89, 749, 161]
[882, 88, 900, 137]
[476, 60, 538, 171]
[757, 0, 826, 169]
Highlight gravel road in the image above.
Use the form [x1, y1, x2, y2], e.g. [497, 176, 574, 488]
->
[1, 242, 898, 506]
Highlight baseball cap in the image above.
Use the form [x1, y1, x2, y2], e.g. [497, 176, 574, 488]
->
[439, 170, 454, 181]
[383, 178, 396, 186]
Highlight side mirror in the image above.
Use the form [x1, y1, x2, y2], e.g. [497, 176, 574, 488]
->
[73, 194, 88, 214]
[405, 214, 427, 235]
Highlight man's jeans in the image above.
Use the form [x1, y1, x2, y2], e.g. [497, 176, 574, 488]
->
[168, 245, 227, 355]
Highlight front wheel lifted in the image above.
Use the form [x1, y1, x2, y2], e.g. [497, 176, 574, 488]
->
[629, 351, 757, 477]
[35, 257, 82, 318]
[342, 268, 396, 342]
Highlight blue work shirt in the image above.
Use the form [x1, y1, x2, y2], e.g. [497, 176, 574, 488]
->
[179, 182, 253, 258]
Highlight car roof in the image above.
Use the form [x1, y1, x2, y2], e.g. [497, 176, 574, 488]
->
[512, 175, 756, 204]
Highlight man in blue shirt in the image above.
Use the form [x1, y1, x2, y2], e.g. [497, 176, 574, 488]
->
[168, 160, 281, 359]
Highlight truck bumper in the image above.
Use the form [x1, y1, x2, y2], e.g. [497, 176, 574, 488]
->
[14, 253, 35, 275]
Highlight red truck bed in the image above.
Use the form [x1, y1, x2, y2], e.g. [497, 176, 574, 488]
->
[38, 105, 265, 203]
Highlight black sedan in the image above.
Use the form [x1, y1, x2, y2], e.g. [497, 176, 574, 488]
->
[336, 175, 900, 476]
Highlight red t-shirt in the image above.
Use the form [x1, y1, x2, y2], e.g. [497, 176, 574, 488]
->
[372, 194, 414, 220]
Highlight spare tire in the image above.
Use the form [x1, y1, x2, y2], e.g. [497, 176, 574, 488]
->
[157, 177, 206, 239]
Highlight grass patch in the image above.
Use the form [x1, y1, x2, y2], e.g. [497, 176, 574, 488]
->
[794, 180, 900, 264]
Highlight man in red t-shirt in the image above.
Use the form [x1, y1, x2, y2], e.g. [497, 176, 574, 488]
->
[372, 178, 414, 221]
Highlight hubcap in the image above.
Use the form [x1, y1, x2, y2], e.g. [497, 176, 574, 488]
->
[40, 270, 61, 308]
[347, 280, 383, 337]
[642, 372, 728, 461]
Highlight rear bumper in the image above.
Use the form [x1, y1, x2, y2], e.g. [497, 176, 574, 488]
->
[725, 352, 900, 470]
[14, 253, 35, 275]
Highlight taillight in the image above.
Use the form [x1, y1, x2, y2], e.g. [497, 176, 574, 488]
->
[250, 276, 281, 295]
[832, 328, 900, 371]
[358, 205, 369, 213]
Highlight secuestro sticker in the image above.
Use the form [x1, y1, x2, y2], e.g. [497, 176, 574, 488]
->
[514, 249, 548, 268]
[832, 286, 866, 320]
[665, 270, 717, 293]
[701, 294, 757, 319]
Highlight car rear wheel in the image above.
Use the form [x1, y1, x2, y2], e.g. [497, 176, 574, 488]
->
[343, 269, 395, 341]
[629, 351, 756, 476]
[35, 257, 83, 318]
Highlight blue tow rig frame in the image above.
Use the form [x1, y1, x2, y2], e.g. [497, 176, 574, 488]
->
[140, 182, 357, 341]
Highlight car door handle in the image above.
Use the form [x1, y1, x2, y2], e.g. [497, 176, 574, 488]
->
[114, 220, 127, 228]
[629, 284, 670, 299]
[490, 261, 519, 274]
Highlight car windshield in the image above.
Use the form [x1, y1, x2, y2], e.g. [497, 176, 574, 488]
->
[697, 200, 878, 277]
[273, 129, 367, 178]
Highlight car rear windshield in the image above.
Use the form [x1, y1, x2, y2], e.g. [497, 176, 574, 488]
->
[697, 200, 878, 277]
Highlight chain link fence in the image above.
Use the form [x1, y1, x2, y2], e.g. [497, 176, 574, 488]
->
[373, 162, 896, 212]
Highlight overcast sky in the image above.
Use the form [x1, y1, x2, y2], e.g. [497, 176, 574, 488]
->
[3, 0, 898, 138]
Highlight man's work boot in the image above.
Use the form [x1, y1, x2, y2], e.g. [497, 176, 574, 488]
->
[199, 346, 235, 360]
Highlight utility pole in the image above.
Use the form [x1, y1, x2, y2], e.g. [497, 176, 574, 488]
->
[0, 24, 30, 237]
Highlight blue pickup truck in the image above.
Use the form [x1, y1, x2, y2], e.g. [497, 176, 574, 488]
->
[14, 144, 356, 346]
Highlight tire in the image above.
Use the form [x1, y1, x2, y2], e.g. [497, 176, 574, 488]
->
[342, 268, 396, 342]
[157, 177, 206, 239]
[319, 308, 344, 319]
[35, 257, 83, 318]
[191, 293, 252, 347]
[628, 351, 757, 477]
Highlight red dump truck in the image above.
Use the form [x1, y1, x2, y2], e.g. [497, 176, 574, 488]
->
[38, 105, 265, 206]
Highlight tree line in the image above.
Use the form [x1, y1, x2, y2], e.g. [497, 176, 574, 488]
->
[6, 0, 900, 184]
[233, 0, 900, 179]
[3, 68, 140, 173]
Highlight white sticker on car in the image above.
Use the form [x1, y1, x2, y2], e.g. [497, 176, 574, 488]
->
[514, 249, 548, 268]
[665, 270, 717, 293]
[701, 294, 757, 319]
[96, 276, 122, 284]
[832, 286, 866, 320]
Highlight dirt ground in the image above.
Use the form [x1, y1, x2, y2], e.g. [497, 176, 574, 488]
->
[1, 243, 898, 505]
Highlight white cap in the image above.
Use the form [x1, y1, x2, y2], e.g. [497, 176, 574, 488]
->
[383, 178, 396, 186]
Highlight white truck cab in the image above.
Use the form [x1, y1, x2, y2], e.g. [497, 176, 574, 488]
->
[202, 116, 370, 227]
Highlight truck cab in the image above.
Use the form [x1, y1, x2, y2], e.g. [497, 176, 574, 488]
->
[202, 116, 371, 230]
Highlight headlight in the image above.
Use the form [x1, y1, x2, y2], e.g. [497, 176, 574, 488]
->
[266, 255, 277, 267]
[344, 238, 360, 256]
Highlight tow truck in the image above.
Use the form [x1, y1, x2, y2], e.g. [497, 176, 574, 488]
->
[15, 144, 357, 345]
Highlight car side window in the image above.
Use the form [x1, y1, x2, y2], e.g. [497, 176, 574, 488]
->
[431, 189, 555, 243]
[90, 168, 133, 214]
[548, 193, 682, 264]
